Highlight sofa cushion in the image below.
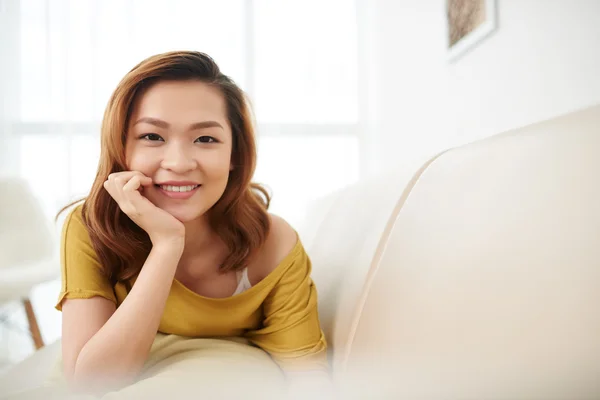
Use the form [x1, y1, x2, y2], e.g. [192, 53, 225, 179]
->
[0, 335, 286, 399]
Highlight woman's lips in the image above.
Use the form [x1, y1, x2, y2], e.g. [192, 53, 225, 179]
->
[155, 184, 200, 200]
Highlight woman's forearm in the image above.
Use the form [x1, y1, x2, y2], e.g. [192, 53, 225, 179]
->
[71, 241, 183, 387]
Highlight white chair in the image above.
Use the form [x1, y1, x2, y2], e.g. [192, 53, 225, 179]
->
[0, 176, 59, 349]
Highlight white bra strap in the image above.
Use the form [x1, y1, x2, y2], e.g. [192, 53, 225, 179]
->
[233, 267, 251, 295]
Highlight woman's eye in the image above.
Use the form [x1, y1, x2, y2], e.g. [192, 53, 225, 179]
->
[140, 133, 164, 141]
[195, 136, 216, 143]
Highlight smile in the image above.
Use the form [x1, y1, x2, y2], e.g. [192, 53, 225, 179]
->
[155, 184, 201, 199]
[159, 184, 199, 192]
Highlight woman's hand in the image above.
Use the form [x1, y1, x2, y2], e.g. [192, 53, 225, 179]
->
[103, 171, 185, 246]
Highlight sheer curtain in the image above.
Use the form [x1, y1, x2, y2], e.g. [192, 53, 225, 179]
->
[0, 0, 360, 360]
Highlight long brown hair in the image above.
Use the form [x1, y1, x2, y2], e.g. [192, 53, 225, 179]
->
[58, 51, 271, 285]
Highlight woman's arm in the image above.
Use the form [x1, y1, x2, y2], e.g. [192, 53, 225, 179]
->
[61, 239, 183, 391]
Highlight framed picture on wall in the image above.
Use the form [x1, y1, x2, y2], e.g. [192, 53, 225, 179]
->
[446, 0, 498, 61]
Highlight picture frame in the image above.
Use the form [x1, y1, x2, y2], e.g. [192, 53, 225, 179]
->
[446, 0, 498, 62]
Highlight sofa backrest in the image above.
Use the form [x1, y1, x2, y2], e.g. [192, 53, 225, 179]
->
[340, 104, 600, 398]
[297, 153, 446, 377]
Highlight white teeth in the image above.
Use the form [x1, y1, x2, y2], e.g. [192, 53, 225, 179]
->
[160, 185, 198, 192]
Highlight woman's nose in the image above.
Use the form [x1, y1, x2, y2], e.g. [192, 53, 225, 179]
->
[160, 143, 197, 173]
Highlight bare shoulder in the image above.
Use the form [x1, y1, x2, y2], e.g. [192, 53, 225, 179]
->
[266, 213, 298, 261]
[251, 213, 299, 281]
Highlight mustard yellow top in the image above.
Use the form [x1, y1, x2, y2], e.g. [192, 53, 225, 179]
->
[56, 206, 327, 372]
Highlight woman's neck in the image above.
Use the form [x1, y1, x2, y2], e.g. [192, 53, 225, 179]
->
[180, 215, 224, 262]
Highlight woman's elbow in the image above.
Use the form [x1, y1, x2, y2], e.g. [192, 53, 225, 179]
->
[66, 351, 140, 393]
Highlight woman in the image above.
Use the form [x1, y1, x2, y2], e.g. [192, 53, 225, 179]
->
[56, 51, 329, 394]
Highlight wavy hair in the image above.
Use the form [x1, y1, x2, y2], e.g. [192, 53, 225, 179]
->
[58, 51, 271, 285]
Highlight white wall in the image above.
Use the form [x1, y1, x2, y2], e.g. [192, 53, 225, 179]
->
[360, 0, 451, 176]
[363, 0, 600, 176]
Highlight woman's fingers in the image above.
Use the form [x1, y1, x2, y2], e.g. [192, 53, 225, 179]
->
[107, 171, 145, 185]
[101, 171, 185, 242]
[122, 175, 142, 193]
[140, 176, 153, 187]
[104, 171, 152, 215]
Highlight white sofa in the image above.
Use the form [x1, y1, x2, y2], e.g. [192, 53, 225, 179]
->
[1, 103, 599, 399]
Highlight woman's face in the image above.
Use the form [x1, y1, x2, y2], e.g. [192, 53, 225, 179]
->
[125, 80, 233, 223]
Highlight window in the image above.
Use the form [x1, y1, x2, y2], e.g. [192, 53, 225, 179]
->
[256, 135, 359, 226]
[9, 0, 360, 224]
[253, 0, 358, 123]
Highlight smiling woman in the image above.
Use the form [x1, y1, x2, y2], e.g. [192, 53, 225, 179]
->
[52, 51, 329, 394]
[1, 0, 359, 380]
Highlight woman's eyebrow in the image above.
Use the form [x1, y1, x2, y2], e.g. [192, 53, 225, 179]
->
[134, 117, 224, 131]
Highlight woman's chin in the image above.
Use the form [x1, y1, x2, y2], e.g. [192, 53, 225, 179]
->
[163, 208, 205, 224]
